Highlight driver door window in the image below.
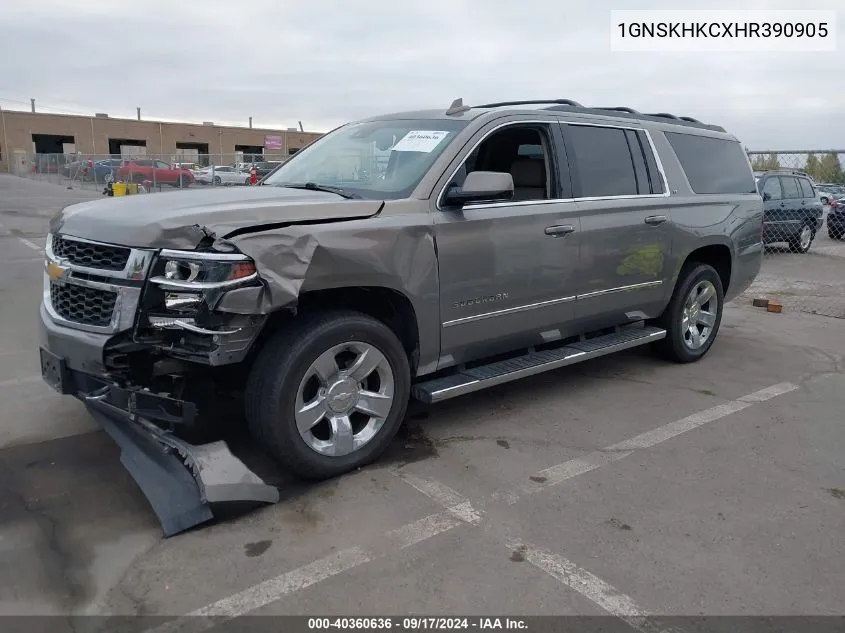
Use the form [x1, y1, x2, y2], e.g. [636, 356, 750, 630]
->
[447, 125, 556, 203]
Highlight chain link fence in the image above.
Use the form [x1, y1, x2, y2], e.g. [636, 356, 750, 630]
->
[9, 153, 291, 193]
[741, 150, 845, 319]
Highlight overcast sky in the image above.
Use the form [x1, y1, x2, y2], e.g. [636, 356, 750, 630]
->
[1, 0, 842, 150]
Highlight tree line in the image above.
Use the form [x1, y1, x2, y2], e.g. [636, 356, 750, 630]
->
[748, 151, 845, 184]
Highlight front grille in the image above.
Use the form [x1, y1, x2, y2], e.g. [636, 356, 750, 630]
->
[50, 282, 117, 327]
[52, 235, 130, 271]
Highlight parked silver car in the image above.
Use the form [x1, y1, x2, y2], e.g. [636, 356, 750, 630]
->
[194, 165, 251, 186]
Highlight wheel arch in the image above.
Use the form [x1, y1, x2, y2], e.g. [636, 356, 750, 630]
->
[256, 286, 421, 375]
[677, 242, 733, 296]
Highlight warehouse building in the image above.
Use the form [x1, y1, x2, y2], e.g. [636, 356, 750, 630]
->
[0, 109, 325, 173]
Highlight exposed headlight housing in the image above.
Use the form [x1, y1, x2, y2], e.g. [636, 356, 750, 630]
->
[150, 250, 257, 290]
[141, 249, 260, 335]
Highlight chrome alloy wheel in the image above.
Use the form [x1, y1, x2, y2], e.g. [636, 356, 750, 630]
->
[798, 225, 813, 251]
[294, 342, 395, 457]
[681, 280, 718, 351]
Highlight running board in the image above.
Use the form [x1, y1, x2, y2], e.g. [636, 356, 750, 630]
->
[413, 326, 666, 404]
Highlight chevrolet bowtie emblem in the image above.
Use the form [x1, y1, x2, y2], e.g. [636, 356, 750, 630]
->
[46, 260, 67, 281]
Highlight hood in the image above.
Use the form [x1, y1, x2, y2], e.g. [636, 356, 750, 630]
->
[50, 186, 384, 250]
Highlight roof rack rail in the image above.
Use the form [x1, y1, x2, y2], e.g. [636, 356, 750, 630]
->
[595, 107, 641, 114]
[475, 99, 584, 108]
[454, 99, 725, 133]
[540, 104, 725, 132]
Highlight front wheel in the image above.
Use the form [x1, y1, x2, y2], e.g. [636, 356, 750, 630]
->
[789, 223, 815, 253]
[653, 263, 724, 363]
[244, 311, 411, 480]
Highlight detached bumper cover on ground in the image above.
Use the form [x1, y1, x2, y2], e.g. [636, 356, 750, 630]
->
[86, 399, 279, 537]
[40, 348, 280, 537]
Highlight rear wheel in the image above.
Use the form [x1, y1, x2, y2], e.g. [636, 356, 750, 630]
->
[789, 223, 815, 253]
[653, 263, 724, 363]
[244, 310, 411, 480]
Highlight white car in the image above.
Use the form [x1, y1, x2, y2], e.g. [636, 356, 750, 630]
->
[817, 188, 835, 205]
[814, 184, 845, 205]
[194, 165, 251, 186]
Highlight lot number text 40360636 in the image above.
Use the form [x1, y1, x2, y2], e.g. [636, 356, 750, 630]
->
[307, 617, 528, 630]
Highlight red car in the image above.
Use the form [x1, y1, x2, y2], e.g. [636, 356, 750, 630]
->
[117, 159, 195, 186]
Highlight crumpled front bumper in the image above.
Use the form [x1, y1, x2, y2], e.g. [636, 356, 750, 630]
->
[39, 344, 280, 537]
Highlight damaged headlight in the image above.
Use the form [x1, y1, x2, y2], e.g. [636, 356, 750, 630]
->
[151, 251, 257, 290]
[141, 249, 260, 335]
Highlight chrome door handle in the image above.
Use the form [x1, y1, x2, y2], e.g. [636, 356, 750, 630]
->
[644, 215, 668, 226]
[545, 224, 575, 237]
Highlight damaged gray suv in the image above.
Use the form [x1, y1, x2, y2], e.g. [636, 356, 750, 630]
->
[39, 98, 763, 535]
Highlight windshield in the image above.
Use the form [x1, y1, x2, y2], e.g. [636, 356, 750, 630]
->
[262, 118, 469, 199]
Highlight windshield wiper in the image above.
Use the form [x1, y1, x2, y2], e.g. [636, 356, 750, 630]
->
[275, 182, 359, 199]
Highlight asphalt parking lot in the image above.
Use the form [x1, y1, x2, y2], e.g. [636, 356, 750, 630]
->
[1, 175, 843, 628]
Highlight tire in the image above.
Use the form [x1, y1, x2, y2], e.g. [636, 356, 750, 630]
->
[244, 310, 411, 480]
[788, 223, 815, 253]
[653, 263, 724, 363]
[213, 176, 222, 185]
[828, 226, 844, 240]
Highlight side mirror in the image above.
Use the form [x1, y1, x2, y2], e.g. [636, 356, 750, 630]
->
[444, 171, 514, 208]
[762, 192, 771, 201]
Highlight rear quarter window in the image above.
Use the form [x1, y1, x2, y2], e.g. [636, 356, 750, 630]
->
[798, 178, 816, 198]
[664, 132, 756, 195]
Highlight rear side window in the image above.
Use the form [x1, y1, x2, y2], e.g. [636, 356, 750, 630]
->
[664, 132, 756, 195]
[566, 125, 636, 197]
[565, 125, 662, 198]
[798, 178, 815, 198]
[781, 176, 801, 199]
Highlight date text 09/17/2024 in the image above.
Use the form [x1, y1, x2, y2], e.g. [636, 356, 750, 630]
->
[307, 617, 528, 630]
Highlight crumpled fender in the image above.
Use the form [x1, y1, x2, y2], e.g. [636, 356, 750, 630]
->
[224, 208, 442, 372]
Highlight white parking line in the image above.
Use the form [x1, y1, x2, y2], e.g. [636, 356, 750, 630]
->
[388, 382, 799, 629]
[385, 511, 465, 549]
[142, 380, 799, 628]
[0, 220, 45, 253]
[508, 540, 671, 633]
[391, 469, 483, 524]
[17, 237, 43, 252]
[390, 472, 676, 631]
[145, 512, 468, 632]
[494, 382, 799, 504]
[190, 547, 371, 617]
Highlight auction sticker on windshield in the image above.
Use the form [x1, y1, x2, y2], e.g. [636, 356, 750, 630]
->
[392, 130, 450, 153]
